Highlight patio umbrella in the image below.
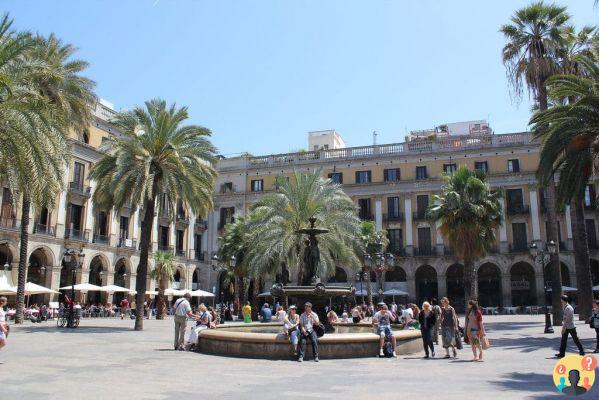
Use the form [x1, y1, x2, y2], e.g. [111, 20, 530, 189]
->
[190, 289, 215, 298]
[593, 285, 599, 292]
[383, 288, 410, 302]
[100, 284, 134, 293]
[60, 283, 103, 291]
[257, 291, 272, 298]
[0, 270, 15, 294]
[546, 286, 578, 292]
[354, 289, 368, 296]
[23, 282, 59, 295]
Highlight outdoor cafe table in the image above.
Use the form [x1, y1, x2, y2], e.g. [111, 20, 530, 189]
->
[504, 306, 518, 315]
[483, 307, 498, 315]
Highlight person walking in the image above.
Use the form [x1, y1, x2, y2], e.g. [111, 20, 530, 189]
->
[465, 300, 485, 362]
[120, 297, 129, 320]
[173, 293, 198, 351]
[419, 301, 436, 358]
[432, 298, 441, 344]
[242, 301, 252, 323]
[439, 297, 459, 358]
[0, 296, 8, 354]
[284, 305, 300, 355]
[592, 300, 599, 353]
[556, 295, 585, 358]
[298, 302, 320, 362]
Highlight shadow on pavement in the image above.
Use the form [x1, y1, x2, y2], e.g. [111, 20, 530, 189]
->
[16, 325, 134, 334]
[484, 321, 540, 332]
[490, 336, 597, 354]
[489, 372, 560, 399]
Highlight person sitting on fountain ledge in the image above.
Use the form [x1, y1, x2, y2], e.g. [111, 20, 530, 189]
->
[373, 303, 397, 358]
[260, 303, 272, 322]
[298, 302, 320, 362]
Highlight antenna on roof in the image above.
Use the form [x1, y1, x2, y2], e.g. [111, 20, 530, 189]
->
[373, 130, 377, 146]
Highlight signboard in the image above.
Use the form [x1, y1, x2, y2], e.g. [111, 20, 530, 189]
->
[511, 280, 530, 291]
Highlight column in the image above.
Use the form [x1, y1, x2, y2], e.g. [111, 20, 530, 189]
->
[50, 266, 62, 303]
[501, 274, 512, 307]
[132, 208, 140, 243]
[535, 274, 545, 306]
[106, 272, 115, 303]
[55, 163, 70, 238]
[435, 222, 444, 254]
[27, 203, 34, 234]
[152, 213, 159, 252]
[85, 180, 96, 243]
[406, 277, 416, 302]
[169, 223, 176, 254]
[374, 197, 383, 231]
[529, 187, 541, 241]
[404, 197, 413, 255]
[565, 205, 573, 250]
[498, 198, 508, 253]
[110, 211, 119, 247]
[129, 273, 137, 295]
[188, 214, 196, 259]
[437, 274, 447, 299]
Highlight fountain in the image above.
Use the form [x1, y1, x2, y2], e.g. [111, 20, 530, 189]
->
[196, 217, 422, 359]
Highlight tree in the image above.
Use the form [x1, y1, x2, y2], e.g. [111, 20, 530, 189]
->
[90, 99, 217, 330]
[359, 220, 389, 304]
[0, 15, 96, 323]
[500, 1, 571, 325]
[427, 166, 502, 304]
[245, 170, 362, 286]
[531, 54, 599, 320]
[150, 250, 176, 320]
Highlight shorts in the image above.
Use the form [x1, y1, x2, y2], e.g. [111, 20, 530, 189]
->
[0, 331, 6, 341]
[378, 326, 393, 338]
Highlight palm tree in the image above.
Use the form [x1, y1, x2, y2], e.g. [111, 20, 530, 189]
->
[245, 170, 362, 286]
[150, 250, 176, 320]
[360, 220, 389, 304]
[0, 15, 96, 323]
[427, 166, 502, 304]
[90, 99, 217, 330]
[531, 54, 599, 320]
[500, 1, 571, 325]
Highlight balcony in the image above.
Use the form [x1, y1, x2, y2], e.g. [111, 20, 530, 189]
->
[0, 217, 20, 231]
[383, 212, 404, 223]
[175, 248, 186, 257]
[157, 244, 173, 252]
[509, 243, 529, 253]
[414, 247, 436, 256]
[68, 181, 91, 198]
[33, 223, 55, 236]
[358, 213, 374, 221]
[388, 246, 405, 256]
[93, 234, 110, 245]
[65, 228, 89, 242]
[507, 204, 530, 216]
[195, 220, 208, 232]
[192, 249, 205, 261]
[412, 211, 427, 221]
[118, 237, 137, 249]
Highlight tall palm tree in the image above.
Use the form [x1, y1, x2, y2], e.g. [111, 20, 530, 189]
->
[245, 170, 362, 286]
[427, 166, 502, 304]
[90, 99, 217, 330]
[531, 54, 599, 320]
[0, 15, 96, 323]
[150, 250, 176, 320]
[360, 220, 389, 304]
[500, 1, 570, 325]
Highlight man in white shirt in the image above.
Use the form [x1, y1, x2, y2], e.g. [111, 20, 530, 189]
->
[173, 293, 198, 351]
[298, 302, 320, 362]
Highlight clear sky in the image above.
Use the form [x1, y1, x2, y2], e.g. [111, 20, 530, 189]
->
[4, 1, 598, 156]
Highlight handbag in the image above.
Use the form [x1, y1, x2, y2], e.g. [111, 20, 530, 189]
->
[482, 336, 491, 350]
[313, 323, 325, 338]
[455, 329, 463, 349]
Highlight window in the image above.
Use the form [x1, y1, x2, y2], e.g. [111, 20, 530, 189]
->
[68, 204, 83, 231]
[119, 216, 129, 239]
[219, 207, 235, 229]
[176, 230, 184, 252]
[328, 172, 343, 184]
[222, 182, 233, 193]
[586, 219, 597, 249]
[387, 229, 403, 254]
[194, 234, 203, 254]
[387, 196, 401, 219]
[96, 212, 108, 236]
[416, 166, 428, 180]
[443, 163, 457, 174]
[511, 223, 528, 251]
[38, 207, 49, 226]
[506, 189, 524, 213]
[584, 185, 596, 209]
[383, 168, 401, 182]
[73, 162, 85, 187]
[251, 179, 263, 192]
[416, 195, 429, 218]
[358, 198, 372, 220]
[159, 226, 169, 246]
[474, 161, 488, 173]
[355, 170, 371, 184]
[507, 159, 520, 173]
[417, 227, 432, 255]
[539, 188, 547, 213]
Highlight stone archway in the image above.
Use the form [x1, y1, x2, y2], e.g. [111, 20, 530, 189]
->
[477, 263, 502, 307]
[113, 258, 130, 305]
[415, 265, 437, 305]
[543, 262, 571, 287]
[27, 247, 53, 305]
[385, 266, 407, 283]
[511, 262, 536, 306]
[88, 255, 108, 304]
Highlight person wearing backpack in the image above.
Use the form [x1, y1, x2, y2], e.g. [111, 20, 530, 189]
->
[173, 293, 198, 351]
[373, 303, 397, 358]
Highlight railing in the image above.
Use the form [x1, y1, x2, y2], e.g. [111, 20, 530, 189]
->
[193, 250, 205, 261]
[65, 228, 89, 241]
[0, 218, 20, 230]
[412, 211, 428, 221]
[93, 234, 110, 245]
[175, 248, 185, 257]
[414, 247, 436, 256]
[157, 244, 173, 252]
[383, 212, 404, 222]
[195, 220, 208, 231]
[388, 247, 405, 256]
[118, 237, 136, 249]
[91, 101, 117, 121]
[509, 243, 529, 253]
[359, 213, 374, 221]
[34, 223, 55, 236]
[176, 215, 189, 224]
[507, 204, 530, 215]
[68, 181, 91, 197]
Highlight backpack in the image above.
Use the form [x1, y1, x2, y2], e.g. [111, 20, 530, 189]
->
[383, 340, 394, 358]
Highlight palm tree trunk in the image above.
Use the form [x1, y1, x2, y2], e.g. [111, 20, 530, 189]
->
[366, 268, 373, 305]
[134, 196, 156, 331]
[545, 178, 564, 326]
[15, 195, 31, 324]
[157, 276, 167, 320]
[464, 260, 477, 303]
[571, 197, 593, 320]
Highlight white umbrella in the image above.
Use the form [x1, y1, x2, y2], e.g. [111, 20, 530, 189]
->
[354, 289, 368, 296]
[547, 286, 578, 292]
[23, 282, 59, 295]
[0, 270, 15, 293]
[257, 291, 272, 298]
[593, 285, 599, 292]
[383, 288, 409, 302]
[100, 284, 134, 293]
[190, 289, 215, 298]
[60, 283, 102, 291]
[165, 288, 187, 296]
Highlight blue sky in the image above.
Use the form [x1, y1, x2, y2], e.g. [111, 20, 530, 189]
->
[4, 1, 597, 156]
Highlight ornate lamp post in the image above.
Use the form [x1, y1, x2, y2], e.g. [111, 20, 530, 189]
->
[355, 271, 367, 304]
[529, 240, 556, 334]
[63, 248, 85, 328]
[365, 242, 395, 303]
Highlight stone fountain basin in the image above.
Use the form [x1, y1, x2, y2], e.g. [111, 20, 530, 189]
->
[197, 322, 423, 359]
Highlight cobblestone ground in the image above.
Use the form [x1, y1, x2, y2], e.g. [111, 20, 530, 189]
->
[1, 315, 598, 399]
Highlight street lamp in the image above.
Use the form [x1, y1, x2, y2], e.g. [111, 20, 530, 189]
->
[63, 248, 85, 328]
[529, 240, 556, 334]
[366, 242, 395, 302]
[355, 271, 367, 304]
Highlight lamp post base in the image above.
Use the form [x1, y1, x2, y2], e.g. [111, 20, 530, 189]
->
[544, 312, 554, 334]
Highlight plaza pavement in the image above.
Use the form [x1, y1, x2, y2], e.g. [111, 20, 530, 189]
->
[1, 315, 598, 400]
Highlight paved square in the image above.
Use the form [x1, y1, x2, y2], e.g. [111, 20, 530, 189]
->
[1, 315, 598, 399]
